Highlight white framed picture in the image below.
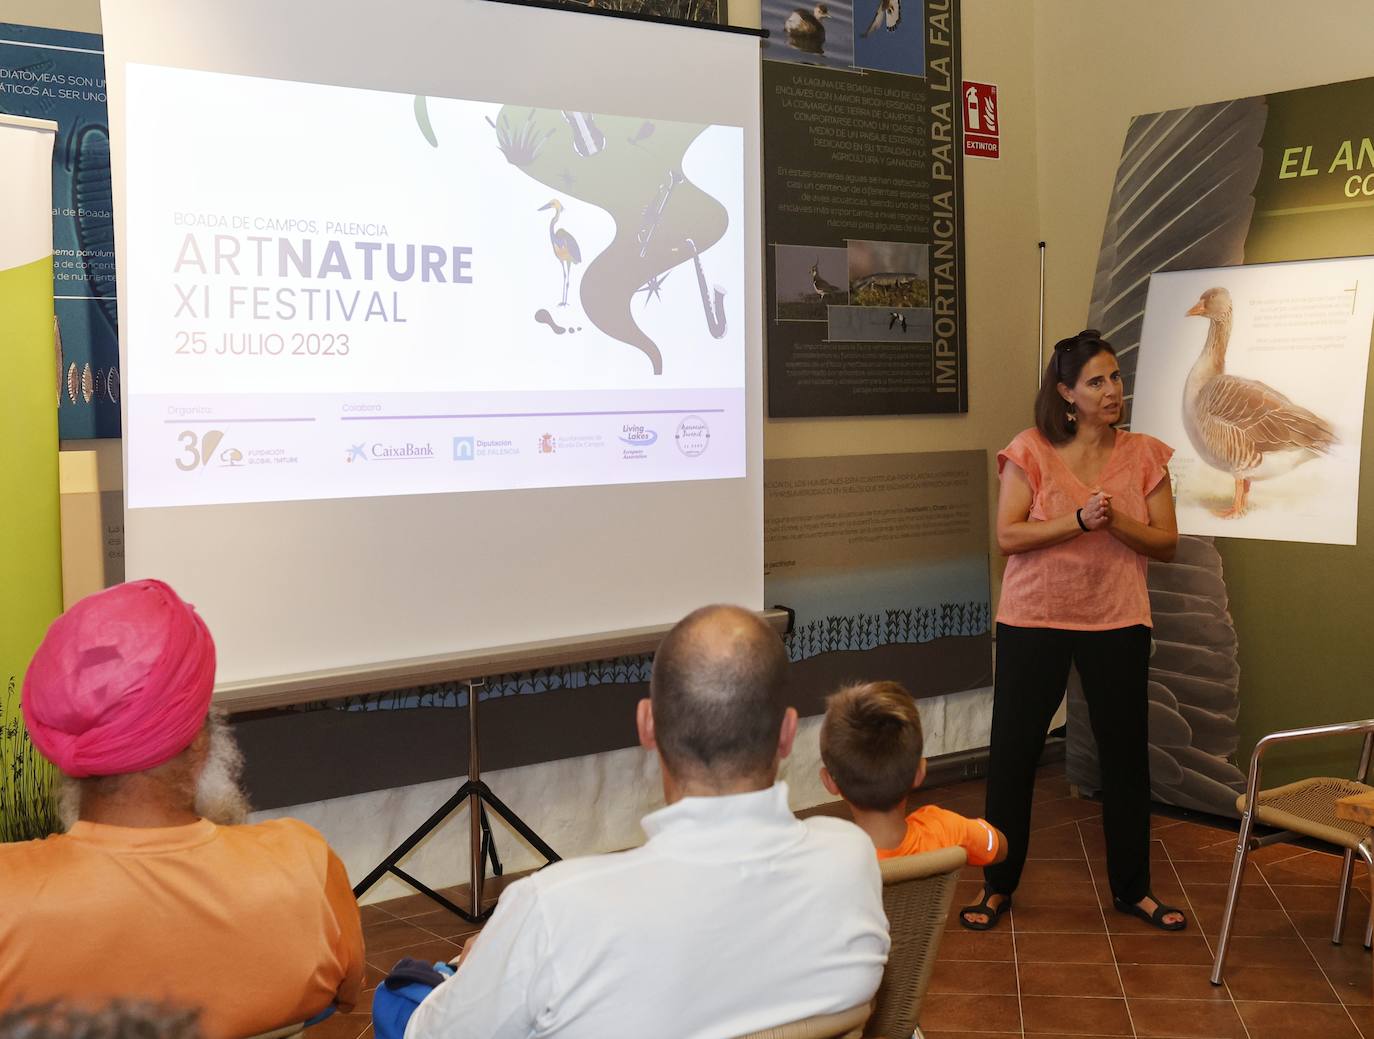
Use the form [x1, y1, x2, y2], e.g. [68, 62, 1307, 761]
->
[1133, 256, 1374, 545]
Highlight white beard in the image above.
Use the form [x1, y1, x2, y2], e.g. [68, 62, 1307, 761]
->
[57, 709, 252, 830]
[194, 709, 252, 826]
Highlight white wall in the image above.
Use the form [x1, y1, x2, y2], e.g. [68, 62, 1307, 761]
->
[1033, 0, 1374, 343]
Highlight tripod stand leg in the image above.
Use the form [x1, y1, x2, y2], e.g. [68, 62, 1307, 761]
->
[475, 783, 561, 864]
[479, 803, 504, 876]
[351, 680, 558, 919]
[353, 781, 474, 900]
[391, 866, 488, 924]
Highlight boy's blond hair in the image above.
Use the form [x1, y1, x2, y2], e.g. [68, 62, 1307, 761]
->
[820, 681, 923, 811]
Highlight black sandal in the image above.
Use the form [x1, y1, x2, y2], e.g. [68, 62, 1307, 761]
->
[1113, 895, 1186, 931]
[959, 889, 1011, 931]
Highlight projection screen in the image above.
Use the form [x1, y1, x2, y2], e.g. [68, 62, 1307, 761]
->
[102, 0, 764, 693]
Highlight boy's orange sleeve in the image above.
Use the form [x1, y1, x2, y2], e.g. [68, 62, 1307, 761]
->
[923, 805, 1001, 866]
[958, 815, 1002, 867]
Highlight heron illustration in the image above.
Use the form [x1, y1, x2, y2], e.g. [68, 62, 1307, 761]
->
[539, 199, 582, 307]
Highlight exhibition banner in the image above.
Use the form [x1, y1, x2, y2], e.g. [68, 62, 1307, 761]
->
[762, 0, 966, 416]
[1077, 75, 1374, 815]
[0, 115, 61, 841]
[764, 450, 991, 715]
[0, 24, 118, 440]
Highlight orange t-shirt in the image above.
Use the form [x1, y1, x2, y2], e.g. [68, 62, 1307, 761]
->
[996, 428, 1173, 631]
[874, 805, 1001, 865]
[0, 817, 364, 1039]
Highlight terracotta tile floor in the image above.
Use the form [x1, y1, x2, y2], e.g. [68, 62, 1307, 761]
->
[316, 762, 1374, 1039]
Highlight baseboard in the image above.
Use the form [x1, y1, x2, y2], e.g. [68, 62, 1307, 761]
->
[921, 736, 1065, 790]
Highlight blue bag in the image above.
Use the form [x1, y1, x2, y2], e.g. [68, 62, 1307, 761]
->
[371, 957, 456, 1039]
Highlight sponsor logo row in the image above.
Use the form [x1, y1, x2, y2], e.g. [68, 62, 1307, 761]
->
[171, 416, 712, 471]
[371, 416, 710, 464]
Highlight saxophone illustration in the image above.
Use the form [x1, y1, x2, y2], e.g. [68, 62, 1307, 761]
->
[685, 238, 727, 340]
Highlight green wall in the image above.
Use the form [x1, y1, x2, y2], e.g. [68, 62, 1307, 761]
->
[1221, 356, 1374, 787]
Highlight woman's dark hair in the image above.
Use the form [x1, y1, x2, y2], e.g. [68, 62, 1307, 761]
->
[1034, 329, 1117, 444]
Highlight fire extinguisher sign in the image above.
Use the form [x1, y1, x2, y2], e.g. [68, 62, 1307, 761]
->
[963, 81, 1000, 159]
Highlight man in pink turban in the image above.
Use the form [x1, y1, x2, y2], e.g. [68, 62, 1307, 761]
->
[0, 580, 364, 1039]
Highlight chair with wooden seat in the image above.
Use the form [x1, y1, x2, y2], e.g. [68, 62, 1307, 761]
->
[1210, 718, 1374, 985]
[866, 845, 967, 1039]
[242, 1024, 305, 1039]
[734, 1003, 873, 1039]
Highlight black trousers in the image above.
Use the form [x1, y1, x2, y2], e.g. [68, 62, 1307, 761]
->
[983, 622, 1152, 904]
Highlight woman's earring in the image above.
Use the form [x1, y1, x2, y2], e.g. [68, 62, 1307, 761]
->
[1066, 402, 1077, 423]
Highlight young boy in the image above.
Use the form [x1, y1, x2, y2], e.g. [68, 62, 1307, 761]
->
[820, 681, 1007, 866]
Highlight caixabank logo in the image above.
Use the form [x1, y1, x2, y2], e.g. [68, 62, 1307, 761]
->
[347, 441, 436, 461]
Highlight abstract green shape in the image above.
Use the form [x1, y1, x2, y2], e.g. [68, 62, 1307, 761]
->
[492, 106, 729, 373]
[414, 95, 438, 148]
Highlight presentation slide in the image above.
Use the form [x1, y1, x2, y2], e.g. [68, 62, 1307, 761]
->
[106, 0, 764, 691]
[123, 65, 746, 509]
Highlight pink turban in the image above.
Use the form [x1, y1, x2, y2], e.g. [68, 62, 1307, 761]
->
[22, 579, 217, 778]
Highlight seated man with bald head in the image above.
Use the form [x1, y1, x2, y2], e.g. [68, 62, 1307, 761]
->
[0, 581, 364, 1039]
[406, 605, 889, 1039]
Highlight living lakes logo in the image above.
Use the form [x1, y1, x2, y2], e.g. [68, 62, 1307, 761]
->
[619, 423, 657, 461]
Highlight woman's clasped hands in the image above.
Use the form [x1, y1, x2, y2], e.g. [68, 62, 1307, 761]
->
[1080, 489, 1113, 531]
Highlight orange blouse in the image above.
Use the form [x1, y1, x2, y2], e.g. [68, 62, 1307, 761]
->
[996, 428, 1173, 631]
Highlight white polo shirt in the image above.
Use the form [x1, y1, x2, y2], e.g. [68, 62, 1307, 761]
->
[405, 781, 889, 1039]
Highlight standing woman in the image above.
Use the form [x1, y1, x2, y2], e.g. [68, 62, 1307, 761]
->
[961, 330, 1184, 932]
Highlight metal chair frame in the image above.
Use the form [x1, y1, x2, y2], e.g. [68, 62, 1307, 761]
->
[1210, 718, 1374, 985]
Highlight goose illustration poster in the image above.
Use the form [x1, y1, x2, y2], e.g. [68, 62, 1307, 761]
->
[1133, 258, 1374, 546]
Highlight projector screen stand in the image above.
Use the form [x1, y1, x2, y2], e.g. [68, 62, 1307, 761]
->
[351, 679, 560, 923]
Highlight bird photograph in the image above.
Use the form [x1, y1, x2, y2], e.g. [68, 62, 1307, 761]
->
[810, 258, 843, 301]
[762, 0, 853, 67]
[774, 245, 847, 320]
[538, 198, 582, 308]
[1180, 285, 1338, 519]
[783, 3, 829, 53]
[861, 0, 899, 38]
[851, 0, 922, 76]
